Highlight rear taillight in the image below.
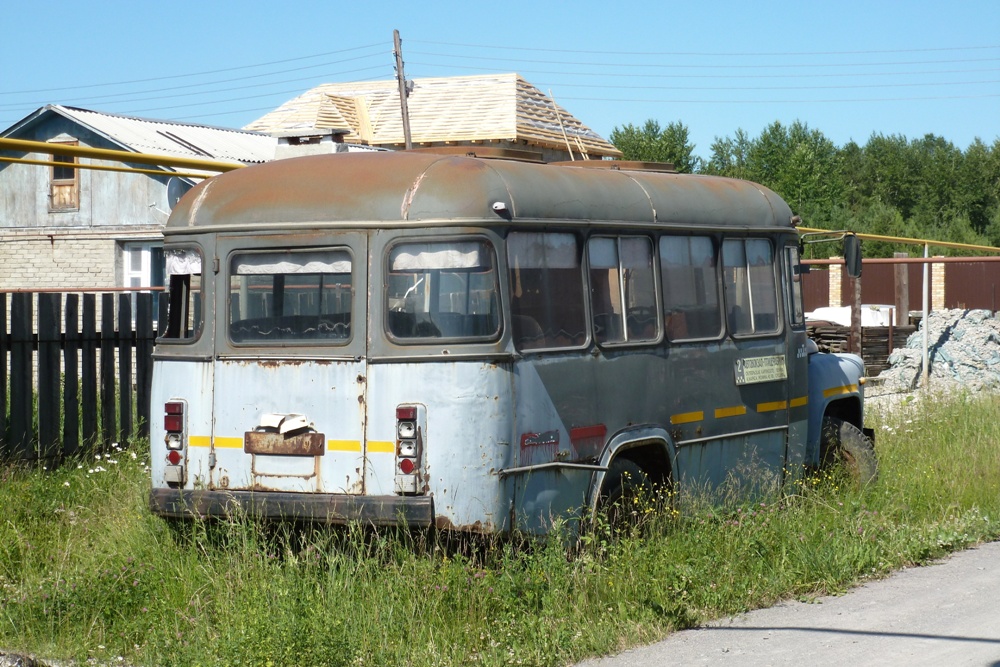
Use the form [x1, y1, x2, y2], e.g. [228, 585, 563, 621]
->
[162, 400, 187, 485]
[164, 401, 185, 433]
[394, 404, 424, 495]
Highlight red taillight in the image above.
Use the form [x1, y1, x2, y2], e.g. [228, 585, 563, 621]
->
[167, 450, 182, 465]
[396, 406, 417, 421]
[164, 401, 184, 433]
[399, 458, 416, 474]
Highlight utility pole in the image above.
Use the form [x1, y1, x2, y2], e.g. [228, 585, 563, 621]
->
[393, 29, 413, 150]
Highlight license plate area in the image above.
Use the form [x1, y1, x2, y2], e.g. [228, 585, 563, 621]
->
[244, 431, 325, 456]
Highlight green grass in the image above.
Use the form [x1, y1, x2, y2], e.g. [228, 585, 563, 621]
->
[2, 393, 1000, 666]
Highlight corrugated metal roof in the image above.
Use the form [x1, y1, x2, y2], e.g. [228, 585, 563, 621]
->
[50, 105, 277, 164]
[244, 74, 622, 159]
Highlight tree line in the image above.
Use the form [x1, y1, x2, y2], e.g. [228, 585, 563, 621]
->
[610, 120, 1000, 257]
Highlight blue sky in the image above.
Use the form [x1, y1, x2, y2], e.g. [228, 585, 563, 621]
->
[2, 0, 997, 160]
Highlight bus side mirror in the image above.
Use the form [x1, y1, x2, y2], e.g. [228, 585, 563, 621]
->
[844, 234, 862, 278]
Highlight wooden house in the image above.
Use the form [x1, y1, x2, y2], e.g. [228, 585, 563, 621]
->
[244, 73, 622, 162]
[0, 105, 275, 291]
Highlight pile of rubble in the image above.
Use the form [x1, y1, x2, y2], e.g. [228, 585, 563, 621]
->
[873, 309, 1000, 393]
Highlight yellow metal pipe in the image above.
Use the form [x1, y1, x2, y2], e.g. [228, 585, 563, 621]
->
[797, 226, 1000, 254]
[0, 137, 246, 173]
[0, 156, 212, 180]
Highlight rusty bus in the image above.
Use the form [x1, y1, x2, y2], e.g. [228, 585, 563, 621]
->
[148, 150, 874, 533]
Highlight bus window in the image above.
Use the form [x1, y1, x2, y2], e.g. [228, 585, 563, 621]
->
[162, 247, 203, 340]
[228, 249, 353, 343]
[784, 245, 806, 327]
[385, 240, 500, 341]
[660, 235, 722, 341]
[722, 238, 780, 336]
[507, 232, 587, 350]
[588, 236, 658, 344]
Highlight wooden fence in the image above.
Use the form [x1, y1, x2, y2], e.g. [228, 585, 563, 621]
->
[0, 291, 165, 463]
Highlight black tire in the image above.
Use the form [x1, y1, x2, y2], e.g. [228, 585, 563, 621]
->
[599, 458, 654, 525]
[820, 416, 878, 486]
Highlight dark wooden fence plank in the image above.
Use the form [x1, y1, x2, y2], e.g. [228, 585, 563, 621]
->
[37, 293, 61, 462]
[136, 293, 154, 439]
[117, 295, 133, 443]
[9, 293, 34, 461]
[81, 294, 98, 447]
[100, 294, 116, 448]
[0, 293, 7, 454]
[63, 295, 80, 457]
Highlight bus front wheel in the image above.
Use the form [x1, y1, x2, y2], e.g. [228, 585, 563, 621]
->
[820, 416, 878, 486]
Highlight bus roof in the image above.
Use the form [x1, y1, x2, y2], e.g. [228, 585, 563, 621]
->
[166, 151, 794, 233]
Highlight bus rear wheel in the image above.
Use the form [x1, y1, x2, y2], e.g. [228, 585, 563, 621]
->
[599, 458, 654, 526]
[820, 416, 877, 486]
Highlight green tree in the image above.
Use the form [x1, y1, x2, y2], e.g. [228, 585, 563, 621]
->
[704, 129, 752, 179]
[609, 119, 701, 172]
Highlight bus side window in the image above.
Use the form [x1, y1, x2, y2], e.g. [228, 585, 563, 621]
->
[784, 245, 806, 328]
[722, 238, 780, 336]
[588, 236, 658, 345]
[660, 235, 723, 341]
[507, 232, 587, 351]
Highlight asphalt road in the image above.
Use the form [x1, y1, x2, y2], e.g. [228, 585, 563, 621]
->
[576, 540, 1000, 667]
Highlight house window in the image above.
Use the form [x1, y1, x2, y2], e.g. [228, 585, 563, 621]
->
[123, 240, 165, 296]
[49, 141, 79, 211]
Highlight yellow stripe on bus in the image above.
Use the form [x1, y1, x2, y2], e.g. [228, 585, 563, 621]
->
[756, 400, 788, 413]
[714, 405, 747, 419]
[327, 440, 362, 452]
[671, 411, 704, 425]
[189, 435, 211, 448]
[823, 384, 858, 398]
[790, 396, 809, 408]
[367, 441, 396, 454]
[213, 437, 244, 448]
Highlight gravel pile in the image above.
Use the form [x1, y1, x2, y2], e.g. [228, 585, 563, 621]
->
[873, 308, 1000, 394]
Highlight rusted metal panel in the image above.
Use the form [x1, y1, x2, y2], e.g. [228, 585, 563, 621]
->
[167, 152, 795, 233]
[244, 431, 325, 456]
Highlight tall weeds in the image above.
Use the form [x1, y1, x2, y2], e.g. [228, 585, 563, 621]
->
[1, 393, 999, 666]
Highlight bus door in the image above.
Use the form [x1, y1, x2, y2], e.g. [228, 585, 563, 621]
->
[782, 243, 810, 476]
[702, 237, 789, 494]
[209, 233, 369, 495]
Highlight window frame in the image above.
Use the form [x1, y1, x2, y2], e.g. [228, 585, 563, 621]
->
[659, 233, 725, 343]
[159, 246, 205, 344]
[722, 237, 783, 338]
[507, 230, 590, 353]
[226, 246, 357, 347]
[48, 140, 79, 212]
[586, 233, 661, 348]
[383, 236, 503, 345]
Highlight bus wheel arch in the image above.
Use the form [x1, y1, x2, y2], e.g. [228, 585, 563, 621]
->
[592, 437, 674, 512]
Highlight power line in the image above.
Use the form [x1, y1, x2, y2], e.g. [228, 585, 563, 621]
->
[0, 55, 389, 111]
[0, 42, 385, 96]
[409, 39, 1000, 58]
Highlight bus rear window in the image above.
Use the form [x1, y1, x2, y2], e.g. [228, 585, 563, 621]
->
[162, 248, 203, 340]
[385, 240, 500, 341]
[228, 249, 353, 343]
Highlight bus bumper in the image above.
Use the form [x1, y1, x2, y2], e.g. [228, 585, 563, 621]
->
[149, 488, 434, 527]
